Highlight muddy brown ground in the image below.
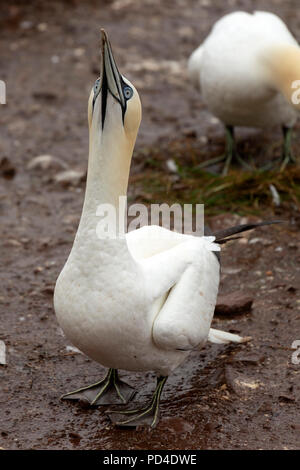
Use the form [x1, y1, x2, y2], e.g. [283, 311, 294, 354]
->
[0, 0, 300, 450]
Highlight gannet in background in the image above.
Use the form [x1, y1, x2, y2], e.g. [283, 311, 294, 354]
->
[188, 11, 300, 175]
[54, 30, 279, 428]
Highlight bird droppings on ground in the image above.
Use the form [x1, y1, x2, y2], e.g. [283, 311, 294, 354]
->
[0, 0, 300, 450]
[27, 155, 68, 173]
[0, 341, 6, 365]
[53, 169, 86, 187]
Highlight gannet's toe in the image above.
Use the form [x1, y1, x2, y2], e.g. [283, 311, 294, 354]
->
[107, 407, 160, 428]
[61, 368, 136, 406]
[107, 376, 167, 428]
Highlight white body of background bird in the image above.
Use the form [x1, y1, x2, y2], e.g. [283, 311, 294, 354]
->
[188, 11, 300, 129]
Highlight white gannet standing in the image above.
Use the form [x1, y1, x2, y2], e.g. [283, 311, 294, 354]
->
[188, 11, 300, 174]
[54, 30, 278, 428]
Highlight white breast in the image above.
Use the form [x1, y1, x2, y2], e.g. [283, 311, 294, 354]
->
[54, 229, 220, 377]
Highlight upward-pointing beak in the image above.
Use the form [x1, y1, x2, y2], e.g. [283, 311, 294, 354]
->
[98, 29, 126, 127]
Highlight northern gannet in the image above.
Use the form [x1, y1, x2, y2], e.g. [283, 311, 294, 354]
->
[188, 11, 300, 174]
[54, 30, 279, 428]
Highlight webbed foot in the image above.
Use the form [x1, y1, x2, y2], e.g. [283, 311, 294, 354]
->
[61, 368, 135, 406]
[107, 376, 167, 428]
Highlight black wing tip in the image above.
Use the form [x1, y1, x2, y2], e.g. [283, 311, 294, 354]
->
[213, 219, 286, 244]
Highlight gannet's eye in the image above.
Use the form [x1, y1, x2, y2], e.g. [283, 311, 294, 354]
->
[123, 86, 133, 100]
[94, 78, 101, 96]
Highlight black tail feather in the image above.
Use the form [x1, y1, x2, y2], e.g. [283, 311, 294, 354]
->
[217, 236, 243, 244]
[213, 220, 283, 244]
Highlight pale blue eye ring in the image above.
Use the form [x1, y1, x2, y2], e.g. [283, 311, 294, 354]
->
[124, 86, 133, 100]
[94, 78, 100, 95]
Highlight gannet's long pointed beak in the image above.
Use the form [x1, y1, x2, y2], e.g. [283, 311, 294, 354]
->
[97, 29, 126, 127]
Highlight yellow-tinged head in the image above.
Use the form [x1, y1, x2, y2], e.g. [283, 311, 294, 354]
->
[263, 44, 300, 112]
[88, 29, 142, 156]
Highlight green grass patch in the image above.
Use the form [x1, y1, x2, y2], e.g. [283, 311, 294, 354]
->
[131, 146, 300, 216]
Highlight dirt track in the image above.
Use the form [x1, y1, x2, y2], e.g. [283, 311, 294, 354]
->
[0, 0, 299, 449]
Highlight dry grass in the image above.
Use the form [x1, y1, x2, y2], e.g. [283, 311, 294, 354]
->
[131, 143, 300, 216]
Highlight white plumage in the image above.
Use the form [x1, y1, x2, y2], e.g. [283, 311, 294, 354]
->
[54, 30, 248, 427]
[55, 225, 220, 376]
[188, 11, 300, 128]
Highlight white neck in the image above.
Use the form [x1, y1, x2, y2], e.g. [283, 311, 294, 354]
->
[72, 121, 134, 264]
[83, 129, 132, 216]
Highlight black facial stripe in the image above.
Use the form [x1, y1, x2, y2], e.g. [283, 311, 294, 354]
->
[92, 93, 97, 110]
[101, 71, 108, 130]
[92, 77, 131, 127]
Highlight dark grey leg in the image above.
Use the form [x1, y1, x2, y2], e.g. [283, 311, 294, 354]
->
[281, 126, 296, 170]
[198, 125, 251, 175]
